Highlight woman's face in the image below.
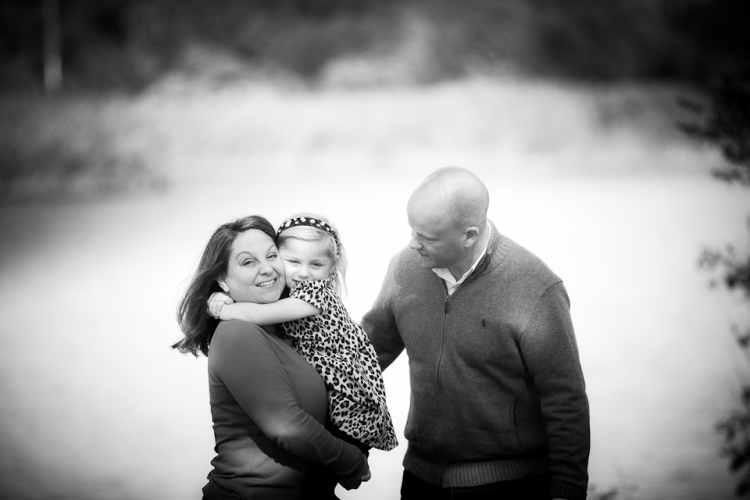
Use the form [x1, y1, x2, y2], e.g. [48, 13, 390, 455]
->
[222, 229, 285, 304]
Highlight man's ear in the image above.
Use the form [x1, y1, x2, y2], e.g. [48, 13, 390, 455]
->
[218, 280, 229, 293]
[463, 226, 479, 248]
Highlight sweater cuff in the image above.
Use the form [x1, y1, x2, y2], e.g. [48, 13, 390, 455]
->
[549, 482, 587, 500]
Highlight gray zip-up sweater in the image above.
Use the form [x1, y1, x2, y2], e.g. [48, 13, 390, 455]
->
[362, 223, 590, 500]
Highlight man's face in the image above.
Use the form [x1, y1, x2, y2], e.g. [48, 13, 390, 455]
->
[407, 197, 466, 270]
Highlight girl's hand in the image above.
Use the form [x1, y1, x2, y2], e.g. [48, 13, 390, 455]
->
[207, 292, 234, 319]
[338, 462, 370, 490]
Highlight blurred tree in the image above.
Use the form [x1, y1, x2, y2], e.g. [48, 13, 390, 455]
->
[0, 0, 139, 91]
[42, 0, 62, 92]
[0, 0, 749, 91]
[528, 0, 672, 80]
[0, 0, 42, 90]
[665, 0, 750, 82]
[680, 71, 750, 497]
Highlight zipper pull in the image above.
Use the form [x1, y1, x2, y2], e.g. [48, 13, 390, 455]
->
[444, 297, 451, 314]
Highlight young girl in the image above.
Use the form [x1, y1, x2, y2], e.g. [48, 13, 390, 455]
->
[208, 214, 398, 453]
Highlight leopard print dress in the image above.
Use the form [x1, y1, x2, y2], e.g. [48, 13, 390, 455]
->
[283, 277, 398, 451]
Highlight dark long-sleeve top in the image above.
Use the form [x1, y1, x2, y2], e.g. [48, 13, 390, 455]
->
[361, 223, 590, 500]
[203, 320, 368, 500]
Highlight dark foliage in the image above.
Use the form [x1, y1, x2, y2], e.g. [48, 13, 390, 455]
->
[0, 0, 399, 90]
[680, 71, 750, 186]
[682, 71, 750, 497]
[716, 384, 750, 497]
[667, 0, 750, 61]
[2, 0, 750, 91]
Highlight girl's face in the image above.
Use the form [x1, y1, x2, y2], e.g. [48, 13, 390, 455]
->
[223, 230, 285, 303]
[279, 237, 335, 289]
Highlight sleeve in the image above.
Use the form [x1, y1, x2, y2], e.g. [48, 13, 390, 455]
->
[360, 255, 405, 371]
[289, 279, 333, 312]
[520, 282, 590, 500]
[211, 322, 368, 480]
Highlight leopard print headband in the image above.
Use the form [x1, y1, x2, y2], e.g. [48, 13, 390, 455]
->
[277, 216, 340, 246]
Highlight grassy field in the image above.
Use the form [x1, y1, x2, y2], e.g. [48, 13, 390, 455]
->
[1, 76, 747, 499]
[0, 75, 714, 201]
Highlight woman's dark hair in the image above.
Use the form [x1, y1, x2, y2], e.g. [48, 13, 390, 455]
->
[172, 215, 277, 356]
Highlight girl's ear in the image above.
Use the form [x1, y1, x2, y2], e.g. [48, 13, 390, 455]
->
[218, 280, 229, 293]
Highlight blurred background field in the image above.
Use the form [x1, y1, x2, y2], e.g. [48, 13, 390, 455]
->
[0, 77, 713, 202]
[1, 1, 750, 499]
[1, 0, 749, 201]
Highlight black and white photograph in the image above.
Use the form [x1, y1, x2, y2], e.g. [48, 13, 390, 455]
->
[1, 1, 749, 499]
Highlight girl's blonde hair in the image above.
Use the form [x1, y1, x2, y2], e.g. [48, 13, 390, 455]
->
[277, 213, 348, 295]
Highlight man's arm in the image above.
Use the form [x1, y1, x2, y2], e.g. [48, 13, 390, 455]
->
[361, 300, 405, 371]
[521, 282, 590, 500]
[366, 327, 404, 371]
[361, 258, 405, 371]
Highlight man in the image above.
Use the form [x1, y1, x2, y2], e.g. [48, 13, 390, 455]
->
[362, 167, 590, 500]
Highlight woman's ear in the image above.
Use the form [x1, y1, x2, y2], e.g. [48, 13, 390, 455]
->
[218, 280, 229, 293]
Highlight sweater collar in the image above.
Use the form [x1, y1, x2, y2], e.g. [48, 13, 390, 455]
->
[431, 222, 491, 294]
[465, 220, 511, 281]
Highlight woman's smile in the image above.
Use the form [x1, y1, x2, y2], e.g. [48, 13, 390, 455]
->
[256, 278, 278, 288]
[224, 230, 286, 303]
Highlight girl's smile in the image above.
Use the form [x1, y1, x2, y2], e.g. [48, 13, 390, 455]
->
[279, 238, 335, 289]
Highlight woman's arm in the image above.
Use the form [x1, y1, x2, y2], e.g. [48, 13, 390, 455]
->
[211, 322, 369, 483]
[219, 297, 319, 324]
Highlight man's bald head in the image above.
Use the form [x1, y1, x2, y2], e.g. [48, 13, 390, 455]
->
[406, 167, 490, 276]
[409, 166, 489, 231]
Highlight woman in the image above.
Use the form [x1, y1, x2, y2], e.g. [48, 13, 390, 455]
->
[173, 215, 370, 499]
